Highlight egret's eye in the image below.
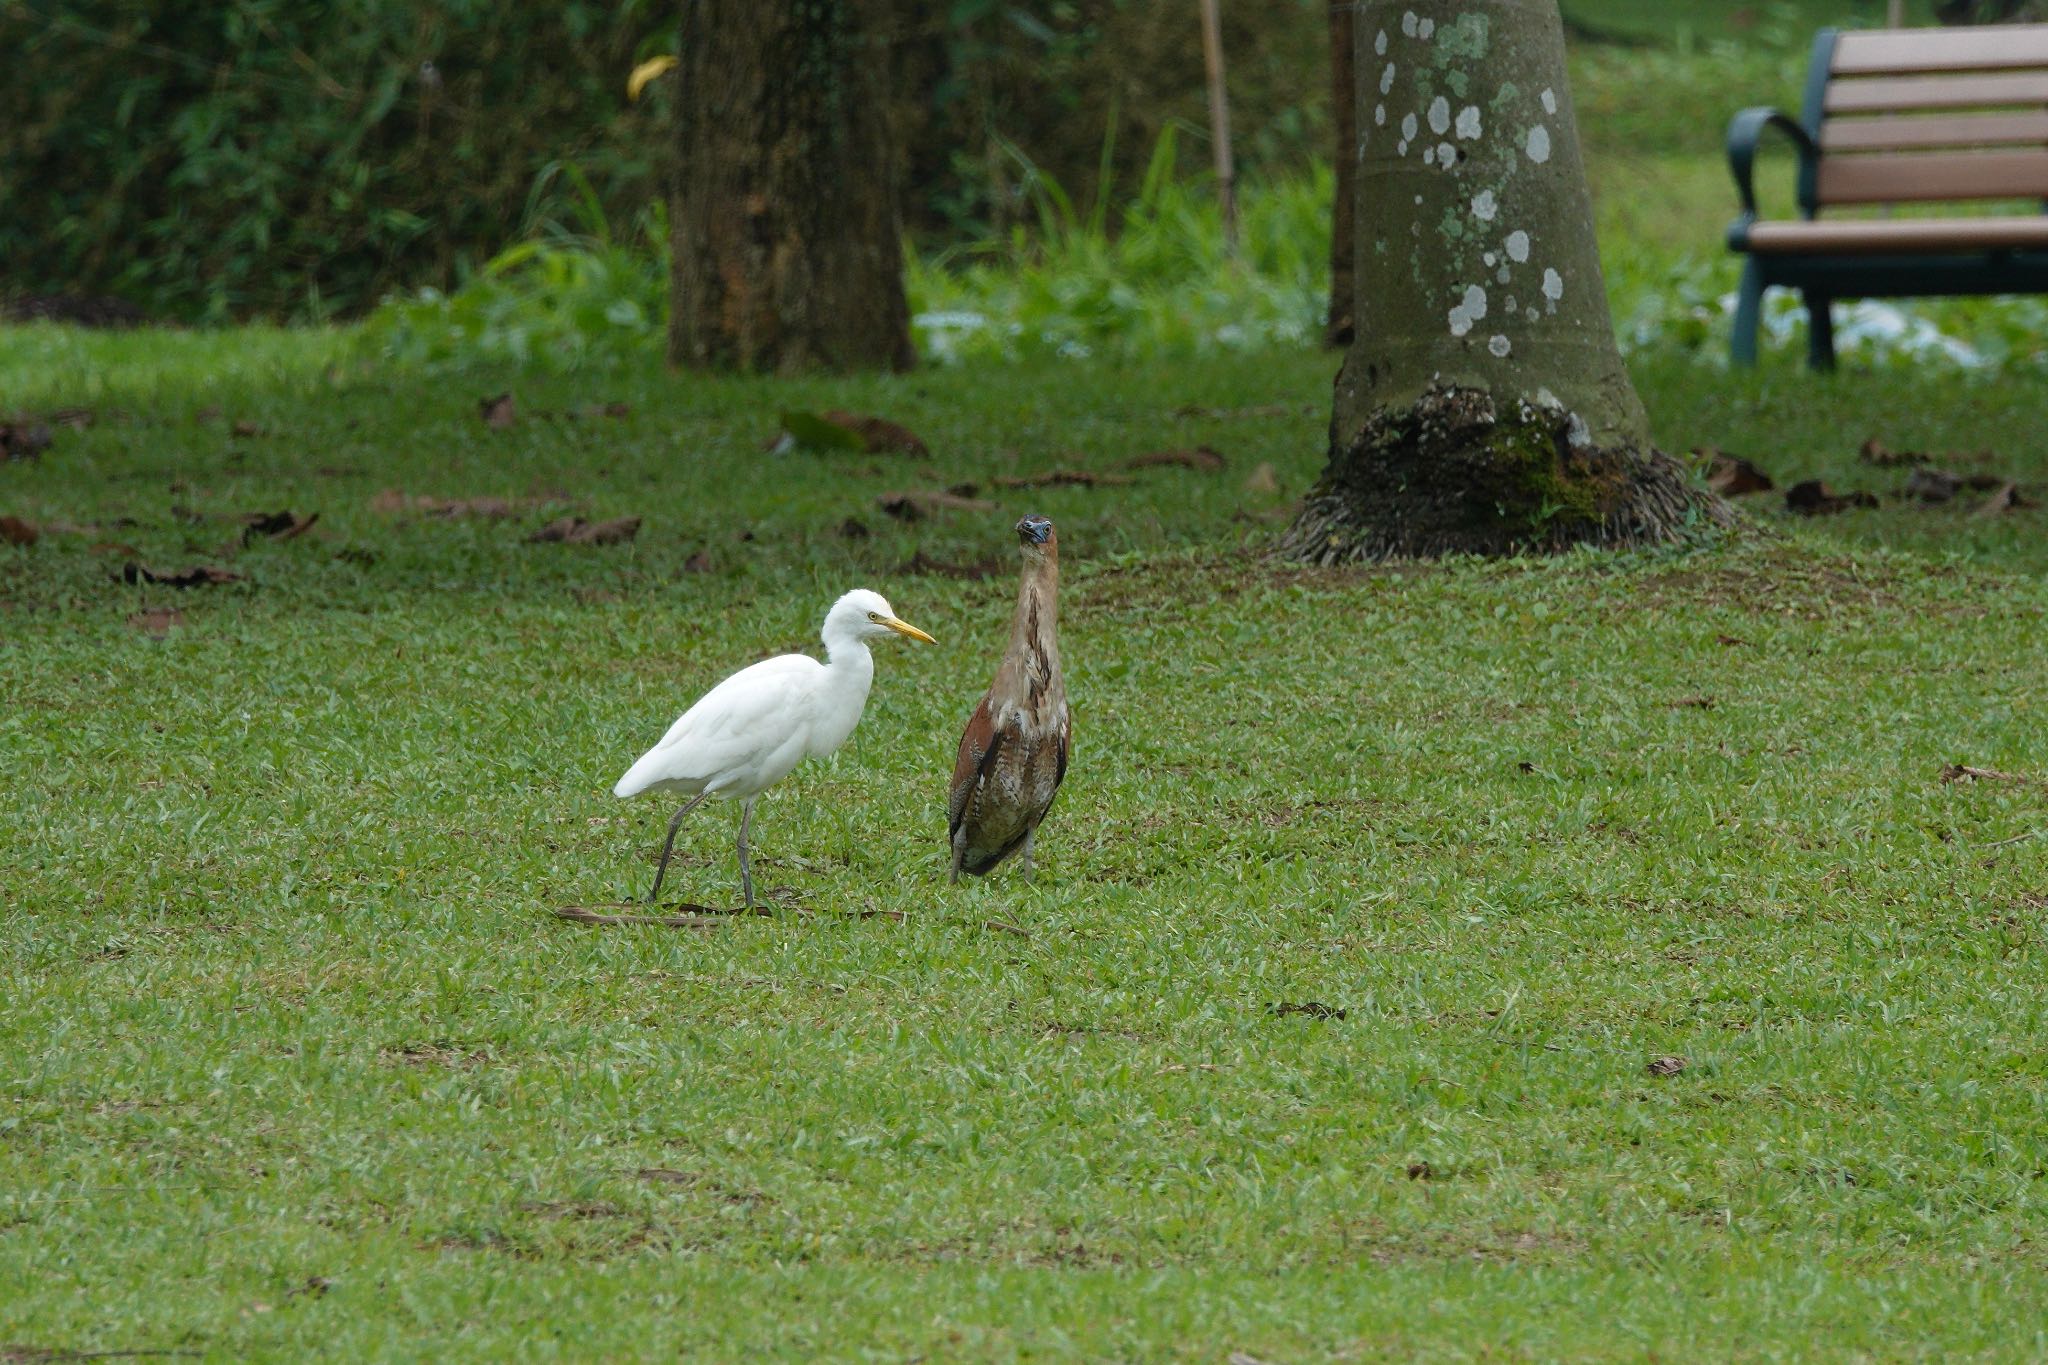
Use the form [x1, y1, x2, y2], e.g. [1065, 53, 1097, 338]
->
[867, 611, 882, 622]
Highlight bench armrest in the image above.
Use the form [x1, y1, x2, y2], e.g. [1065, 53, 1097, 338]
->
[1726, 107, 1817, 220]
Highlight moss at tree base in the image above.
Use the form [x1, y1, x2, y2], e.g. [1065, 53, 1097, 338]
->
[1280, 382, 1732, 563]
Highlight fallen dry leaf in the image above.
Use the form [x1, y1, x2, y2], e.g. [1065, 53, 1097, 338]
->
[371, 490, 533, 519]
[1242, 461, 1280, 495]
[117, 562, 241, 588]
[128, 607, 184, 638]
[877, 489, 995, 521]
[1940, 763, 2036, 786]
[1699, 447, 1774, 496]
[1124, 445, 1225, 473]
[823, 410, 928, 456]
[231, 419, 263, 438]
[1, 514, 38, 546]
[899, 549, 1002, 580]
[1406, 1162, 1434, 1181]
[992, 469, 1133, 490]
[1857, 437, 1926, 467]
[1715, 634, 1750, 647]
[1266, 1001, 1347, 1020]
[1647, 1055, 1689, 1077]
[837, 517, 871, 539]
[1904, 467, 1963, 504]
[1976, 481, 2037, 518]
[1785, 480, 1878, 516]
[480, 392, 517, 429]
[1, 419, 53, 461]
[1666, 695, 1715, 710]
[193, 403, 224, 424]
[240, 509, 320, 544]
[528, 515, 641, 546]
[682, 549, 712, 573]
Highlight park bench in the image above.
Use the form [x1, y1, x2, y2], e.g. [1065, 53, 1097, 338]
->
[1725, 23, 2048, 369]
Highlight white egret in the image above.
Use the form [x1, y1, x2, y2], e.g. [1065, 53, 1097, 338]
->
[614, 588, 935, 908]
[948, 516, 1069, 881]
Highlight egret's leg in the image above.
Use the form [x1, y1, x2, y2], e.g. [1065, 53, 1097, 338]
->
[1020, 828, 1037, 881]
[736, 798, 756, 910]
[647, 792, 711, 904]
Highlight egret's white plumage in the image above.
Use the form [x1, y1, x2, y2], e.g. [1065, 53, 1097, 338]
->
[615, 588, 934, 907]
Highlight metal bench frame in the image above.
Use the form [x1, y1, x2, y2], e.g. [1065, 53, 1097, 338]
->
[1725, 25, 2048, 370]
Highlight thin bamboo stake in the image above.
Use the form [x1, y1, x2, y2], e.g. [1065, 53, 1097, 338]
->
[1198, 0, 1238, 256]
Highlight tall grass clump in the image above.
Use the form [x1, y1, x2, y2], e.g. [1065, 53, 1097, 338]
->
[909, 128, 1330, 364]
[357, 162, 667, 370]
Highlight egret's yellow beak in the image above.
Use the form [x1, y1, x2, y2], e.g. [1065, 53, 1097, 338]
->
[882, 616, 936, 644]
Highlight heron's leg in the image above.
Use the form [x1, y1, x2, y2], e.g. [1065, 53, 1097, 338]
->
[950, 828, 967, 885]
[1020, 828, 1037, 881]
[647, 792, 711, 904]
[736, 798, 756, 910]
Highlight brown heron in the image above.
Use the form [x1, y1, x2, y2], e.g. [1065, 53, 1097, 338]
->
[947, 515, 1070, 882]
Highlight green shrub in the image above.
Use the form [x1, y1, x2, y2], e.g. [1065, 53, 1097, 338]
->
[0, 1, 670, 321]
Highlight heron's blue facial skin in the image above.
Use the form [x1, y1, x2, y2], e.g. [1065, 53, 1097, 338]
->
[1017, 516, 1054, 544]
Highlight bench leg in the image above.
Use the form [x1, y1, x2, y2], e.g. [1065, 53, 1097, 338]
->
[1804, 291, 1836, 372]
[1730, 258, 1763, 368]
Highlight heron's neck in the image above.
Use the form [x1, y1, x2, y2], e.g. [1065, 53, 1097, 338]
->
[1006, 551, 1060, 671]
[822, 629, 876, 683]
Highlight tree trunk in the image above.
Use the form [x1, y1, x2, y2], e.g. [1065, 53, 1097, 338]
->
[1283, 1, 1728, 562]
[1327, 0, 1356, 348]
[669, 0, 915, 373]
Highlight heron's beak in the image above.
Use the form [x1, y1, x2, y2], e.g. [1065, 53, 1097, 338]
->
[882, 616, 936, 644]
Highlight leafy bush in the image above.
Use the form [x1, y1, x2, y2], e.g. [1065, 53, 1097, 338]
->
[0, 2, 669, 321]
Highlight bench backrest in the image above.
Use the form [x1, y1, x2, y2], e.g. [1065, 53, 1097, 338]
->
[1807, 24, 2048, 208]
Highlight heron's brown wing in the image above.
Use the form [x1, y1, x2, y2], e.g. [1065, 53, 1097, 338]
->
[947, 692, 998, 838]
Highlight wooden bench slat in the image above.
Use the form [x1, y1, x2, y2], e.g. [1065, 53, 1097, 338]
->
[1832, 25, 2048, 75]
[1746, 216, 2048, 256]
[1815, 150, 2048, 204]
[1824, 71, 2048, 113]
[1821, 111, 2048, 152]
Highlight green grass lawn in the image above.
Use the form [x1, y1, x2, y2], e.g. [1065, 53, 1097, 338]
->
[4, 328, 2046, 1359]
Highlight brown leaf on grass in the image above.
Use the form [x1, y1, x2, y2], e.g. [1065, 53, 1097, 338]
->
[1666, 695, 1715, 710]
[528, 515, 640, 546]
[1123, 445, 1225, 473]
[1406, 1162, 1434, 1181]
[231, 419, 263, 438]
[128, 607, 185, 638]
[0, 419, 53, 461]
[876, 489, 995, 521]
[1904, 467, 1962, 504]
[1715, 634, 1750, 647]
[682, 549, 713, 573]
[1975, 482, 2037, 518]
[822, 410, 928, 456]
[1858, 437, 1926, 467]
[479, 392, 517, 429]
[1647, 1055, 1689, 1077]
[117, 562, 241, 588]
[240, 510, 320, 544]
[837, 517, 871, 539]
[991, 468, 1133, 489]
[1266, 1001, 1347, 1020]
[0, 514, 38, 546]
[1940, 763, 2037, 786]
[1785, 480, 1878, 516]
[1698, 447, 1773, 496]
[46, 406, 95, 430]
[371, 490, 532, 519]
[1242, 461, 1280, 495]
[899, 549, 1002, 580]
[193, 403, 224, 424]
[573, 400, 631, 419]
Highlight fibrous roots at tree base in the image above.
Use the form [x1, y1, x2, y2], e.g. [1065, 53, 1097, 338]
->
[1281, 383, 1733, 563]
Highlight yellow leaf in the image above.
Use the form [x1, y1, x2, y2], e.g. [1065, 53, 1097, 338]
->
[627, 55, 679, 102]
